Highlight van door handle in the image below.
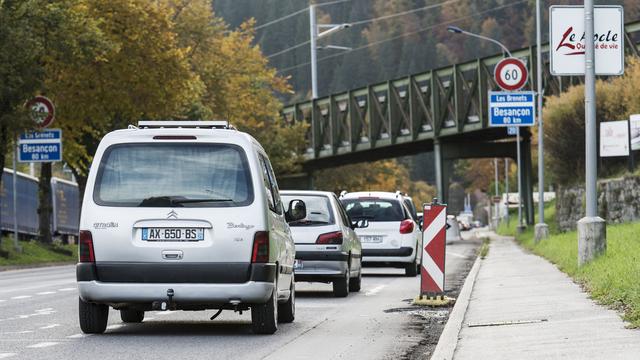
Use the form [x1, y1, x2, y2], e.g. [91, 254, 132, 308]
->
[162, 250, 183, 260]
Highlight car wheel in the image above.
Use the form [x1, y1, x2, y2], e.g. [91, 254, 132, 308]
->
[333, 268, 350, 297]
[349, 264, 362, 292]
[278, 277, 295, 323]
[120, 309, 144, 323]
[251, 278, 278, 334]
[404, 261, 418, 277]
[78, 297, 108, 334]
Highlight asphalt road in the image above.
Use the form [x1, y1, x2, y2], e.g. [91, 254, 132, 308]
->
[0, 237, 479, 360]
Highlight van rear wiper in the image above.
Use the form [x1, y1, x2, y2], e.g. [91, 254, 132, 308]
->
[138, 196, 232, 207]
[172, 198, 233, 204]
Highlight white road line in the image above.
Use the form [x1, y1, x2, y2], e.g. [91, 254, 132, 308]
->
[365, 285, 387, 296]
[144, 317, 155, 321]
[2, 331, 34, 335]
[35, 308, 54, 312]
[26, 342, 59, 348]
[0, 300, 6, 303]
[38, 324, 60, 330]
[57, 288, 75, 292]
[0, 353, 17, 359]
[10, 295, 32, 300]
[155, 311, 176, 316]
[66, 334, 87, 339]
[106, 324, 123, 330]
[36, 292, 56, 295]
[447, 251, 467, 259]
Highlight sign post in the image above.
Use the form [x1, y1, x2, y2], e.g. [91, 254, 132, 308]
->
[550, 5, 624, 265]
[414, 199, 453, 306]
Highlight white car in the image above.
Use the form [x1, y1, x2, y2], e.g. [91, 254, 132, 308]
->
[280, 190, 362, 297]
[340, 191, 422, 276]
[76, 121, 305, 335]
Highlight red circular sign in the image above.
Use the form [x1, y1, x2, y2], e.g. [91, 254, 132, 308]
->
[494, 58, 528, 91]
[26, 96, 55, 128]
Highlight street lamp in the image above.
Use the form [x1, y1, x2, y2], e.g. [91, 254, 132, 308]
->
[446, 26, 512, 57]
[309, 4, 351, 99]
[447, 26, 524, 231]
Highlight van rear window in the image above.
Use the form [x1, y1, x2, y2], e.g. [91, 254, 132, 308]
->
[93, 143, 253, 207]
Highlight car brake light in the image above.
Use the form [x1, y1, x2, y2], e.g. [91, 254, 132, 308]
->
[79, 230, 95, 263]
[251, 231, 269, 263]
[316, 231, 343, 245]
[399, 220, 414, 234]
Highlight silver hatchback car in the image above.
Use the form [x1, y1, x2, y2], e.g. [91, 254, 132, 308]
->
[280, 191, 363, 297]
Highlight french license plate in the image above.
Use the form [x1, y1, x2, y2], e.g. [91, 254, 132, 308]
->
[142, 228, 204, 241]
[360, 235, 383, 243]
[293, 260, 304, 270]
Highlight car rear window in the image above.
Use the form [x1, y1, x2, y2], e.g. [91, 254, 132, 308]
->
[341, 198, 405, 222]
[94, 143, 253, 207]
[281, 194, 334, 226]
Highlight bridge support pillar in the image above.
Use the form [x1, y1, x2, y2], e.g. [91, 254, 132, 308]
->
[521, 133, 535, 225]
[433, 139, 450, 203]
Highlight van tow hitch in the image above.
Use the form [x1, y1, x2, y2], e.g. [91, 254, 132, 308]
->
[165, 288, 175, 310]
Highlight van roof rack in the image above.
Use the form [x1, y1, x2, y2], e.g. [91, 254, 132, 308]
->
[137, 121, 233, 129]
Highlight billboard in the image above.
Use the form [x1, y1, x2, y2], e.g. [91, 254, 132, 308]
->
[631, 114, 640, 151]
[600, 120, 629, 157]
[549, 6, 624, 76]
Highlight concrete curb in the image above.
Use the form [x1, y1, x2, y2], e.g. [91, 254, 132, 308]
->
[430, 255, 482, 360]
[0, 261, 76, 272]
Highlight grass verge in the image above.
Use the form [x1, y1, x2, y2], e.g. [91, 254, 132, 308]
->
[497, 201, 640, 328]
[479, 238, 490, 259]
[0, 237, 77, 267]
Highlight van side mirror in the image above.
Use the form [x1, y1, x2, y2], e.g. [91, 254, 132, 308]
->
[286, 199, 306, 222]
[351, 219, 369, 229]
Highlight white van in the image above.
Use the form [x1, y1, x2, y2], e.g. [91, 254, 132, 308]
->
[76, 121, 305, 335]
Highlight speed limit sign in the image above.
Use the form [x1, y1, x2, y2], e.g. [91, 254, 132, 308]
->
[494, 58, 528, 91]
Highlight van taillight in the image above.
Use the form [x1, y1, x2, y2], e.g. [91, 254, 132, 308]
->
[251, 231, 269, 263]
[316, 231, 343, 244]
[399, 220, 414, 234]
[79, 230, 95, 263]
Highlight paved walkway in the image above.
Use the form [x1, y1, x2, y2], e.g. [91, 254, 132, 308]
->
[453, 232, 640, 359]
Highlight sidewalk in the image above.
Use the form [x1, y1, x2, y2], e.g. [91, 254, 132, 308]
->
[452, 232, 640, 359]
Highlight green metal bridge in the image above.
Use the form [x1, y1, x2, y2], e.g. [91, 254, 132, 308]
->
[281, 20, 640, 225]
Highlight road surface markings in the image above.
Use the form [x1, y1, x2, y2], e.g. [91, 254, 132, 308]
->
[0, 300, 6, 303]
[106, 324, 123, 330]
[2, 331, 34, 335]
[155, 311, 176, 316]
[36, 292, 56, 295]
[144, 317, 155, 321]
[57, 288, 75, 292]
[447, 251, 467, 259]
[10, 295, 31, 300]
[365, 285, 387, 296]
[0, 353, 17, 359]
[67, 334, 88, 339]
[36, 308, 54, 313]
[26, 342, 59, 348]
[38, 324, 60, 330]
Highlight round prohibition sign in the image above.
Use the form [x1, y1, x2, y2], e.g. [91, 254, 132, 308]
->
[26, 96, 55, 128]
[494, 58, 528, 91]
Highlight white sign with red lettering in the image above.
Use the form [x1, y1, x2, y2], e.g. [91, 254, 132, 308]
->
[549, 6, 624, 76]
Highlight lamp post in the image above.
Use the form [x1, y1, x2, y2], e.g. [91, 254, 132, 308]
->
[447, 26, 525, 230]
[309, 4, 350, 99]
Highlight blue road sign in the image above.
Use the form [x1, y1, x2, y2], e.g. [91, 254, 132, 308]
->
[18, 129, 62, 162]
[489, 91, 535, 127]
[507, 126, 518, 135]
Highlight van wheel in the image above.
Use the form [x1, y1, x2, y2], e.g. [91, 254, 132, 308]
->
[404, 262, 418, 277]
[252, 282, 278, 334]
[278, 278, 295, 323]
[78, 297, 108, 334]
[333, 269, 349, 297]
[349, 262, 362, 292]
[120, 309, 144, 323]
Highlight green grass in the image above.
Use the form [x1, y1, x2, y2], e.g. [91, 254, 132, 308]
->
[497, 202, 640, 328]
[479, 237, 490, 259]
[0, 237, 77, 267]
